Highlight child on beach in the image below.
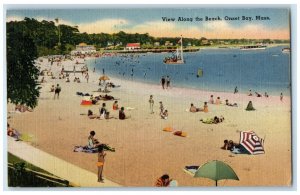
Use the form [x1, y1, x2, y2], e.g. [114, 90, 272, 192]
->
[149, 95, 154, 114]
[99, 103, 108, 119]
[248, 89, 253, 96]
[97, 145, 106, 183]
[203, 102, 208, 113]
[155, 174, 172, 187]
[54, 84, 61, 99]
[113, 101, 119, 110]
[159, 101, 164, 115]
[161, 110, 168, 120]
[119, 107, 130, 120]
[209, 95, 214, 104]
[50, 85, 55, 92]
[190, 103, 200, 112]
[234, 86, 238, 94]
[215, 97, 221, 105]
[225, 99, 238, 107]
[280, 93, 283, 101]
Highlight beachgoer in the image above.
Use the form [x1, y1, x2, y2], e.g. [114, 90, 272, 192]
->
[87, 131, 101, 148]
[85, 72, 89, 83]
[255, 92, 262, 97]
[245, 101, 255, 111]
[119, 107, 129, 120]
[280, 93, 283, 101]
[159, 101, 164, 115]
[149, 95, 154, 114]
[112, 101, 119, 110]
[234, 86, 238, 94]
[93, 67, 96, 73]
[99, 103, 108, 119]
[54, 84, 61, 99]
[209, 95, 214, 104]
[225, 99, 238, 107]
[155, 174, 171, 187]
[248, 89, 253, 96]
[161, 110, 168, 120]
[203, 102, 208, 113]
[50, 85, 55, 92]
[166, 76, 171, 89]
[102, 68, 105, 75]
[190, 103, 200, 112]
[66, 77, 70, 82]
[73, 65, 76, 75]
[7, 123, 20, 140]
[97, 145, 106, 183]
[264, 92, 269, 98]
[215, 97, 221, 105]
[161, 76, 166, 89]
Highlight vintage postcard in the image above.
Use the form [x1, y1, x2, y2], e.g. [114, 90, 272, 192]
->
[5, 6, 292, 188]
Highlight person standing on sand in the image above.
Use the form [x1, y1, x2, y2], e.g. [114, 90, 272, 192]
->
[73, 65, 76, 76]
[149, 95, 154, 114]
[97, 145, 106, 183]
[161, 76, 166, 89]
[159, 101, 164, 115]
[166, 76, 171, 89]
[280, 92, 283, 101]
[234, 86, 238, 94]
[54, 84, 61, 99]
[85, 72, 89, 83]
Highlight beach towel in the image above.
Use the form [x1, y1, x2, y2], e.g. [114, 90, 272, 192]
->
[125, 107, 136, 110]
[163, 127, 173, 132]
[173, 131, 187, 137]
[73, 145, 115, 153]
[81, 100, 92, 106]
[201, 118, 214, 124]
[230, 145, 250, 155]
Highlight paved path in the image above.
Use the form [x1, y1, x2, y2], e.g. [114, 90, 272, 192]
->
[7, 137, 121, 187]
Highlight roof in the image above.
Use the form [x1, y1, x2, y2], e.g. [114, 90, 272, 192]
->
[126, 43, 140, 47]
[78, 43, 87, 46]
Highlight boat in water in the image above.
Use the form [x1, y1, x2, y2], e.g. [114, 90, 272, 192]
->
[281, 48, 291, 53]
[163, 36, 184, 64]
[240, 45, 267, 50]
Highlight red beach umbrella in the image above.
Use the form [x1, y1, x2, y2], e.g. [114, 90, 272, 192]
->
[239, 131, 265, 155]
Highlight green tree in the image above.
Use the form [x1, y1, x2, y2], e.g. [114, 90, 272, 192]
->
[7, 22, 40, 108]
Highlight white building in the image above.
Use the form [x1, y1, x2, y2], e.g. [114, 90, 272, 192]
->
[71, 43, 96, 55]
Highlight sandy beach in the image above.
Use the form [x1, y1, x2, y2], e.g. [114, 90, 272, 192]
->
[7, 56, 291, 187]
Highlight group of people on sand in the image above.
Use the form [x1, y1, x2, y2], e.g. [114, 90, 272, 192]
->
[189, 102, 208, 113]
[87, 102, 130, 120]
[51, 84, 61, 99]
[248, 89, 270, 98]
[160, 76, 171, 90]
[159, 101, 168, 119]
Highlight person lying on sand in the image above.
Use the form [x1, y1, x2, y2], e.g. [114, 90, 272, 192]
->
[98, 94, 115, 101]
[255, 92, 262, 97]
[225, 99, 238, 107]
[221, 140, 239, 151]
[190, 103, 201, 112]
[7, 123, 21, 140]
[200, 116, 224, 124]
[15, 104, 33, 113]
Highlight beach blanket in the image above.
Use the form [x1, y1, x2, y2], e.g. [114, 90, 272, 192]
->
[125, 107, 136, 110]
[163, 127, 173, 132]
[230, 145, 250, 155]
[201, 118, 214, 124]
[81, 100, 92, 106]
[173, 131, 187, 137]
[73, 145, 115, 153]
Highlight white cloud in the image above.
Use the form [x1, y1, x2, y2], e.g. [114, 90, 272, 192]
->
[78, 19, 129, 34]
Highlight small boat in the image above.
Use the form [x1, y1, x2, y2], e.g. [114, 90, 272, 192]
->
[164, 36, 185, 64]
[240, 45, 267, 50]
[281, 48, 291, 53]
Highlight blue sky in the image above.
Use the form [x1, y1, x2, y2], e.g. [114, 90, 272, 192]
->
[7, 8, 290, 39]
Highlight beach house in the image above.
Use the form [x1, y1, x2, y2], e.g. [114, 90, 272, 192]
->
[125, 43, 141, 50]
[71, 43, 96, 55]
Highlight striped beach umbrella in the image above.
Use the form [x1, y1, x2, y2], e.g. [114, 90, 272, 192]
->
[239, 131, 265, 155]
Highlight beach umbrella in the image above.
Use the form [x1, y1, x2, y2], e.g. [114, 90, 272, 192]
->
[184, 160, 239, 186]
[99, 75, 110, 81]
[239, 131, 265, 155]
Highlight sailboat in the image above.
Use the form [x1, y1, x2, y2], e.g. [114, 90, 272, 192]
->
[163, 36, 184, 64]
